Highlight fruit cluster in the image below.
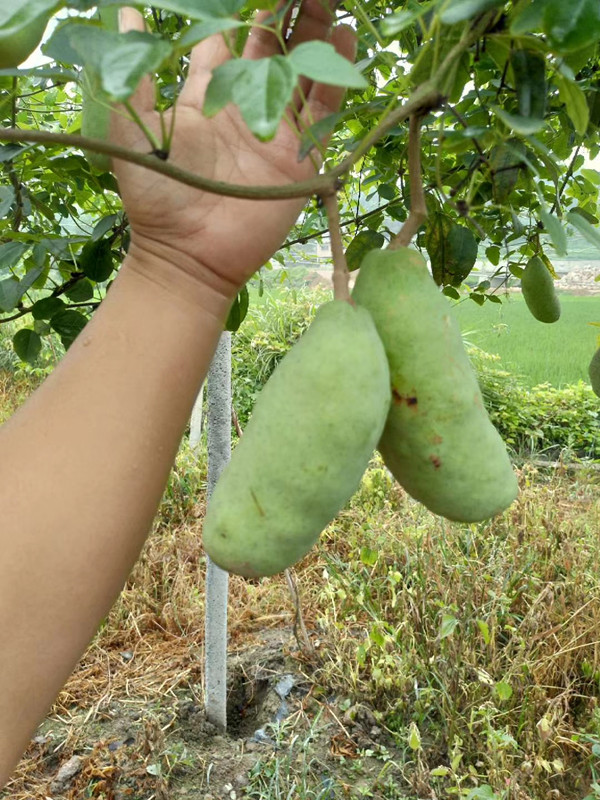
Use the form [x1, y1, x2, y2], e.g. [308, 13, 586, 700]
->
[203, 247, 519, 578]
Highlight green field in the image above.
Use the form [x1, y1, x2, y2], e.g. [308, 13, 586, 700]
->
[451, 293, 600, 388]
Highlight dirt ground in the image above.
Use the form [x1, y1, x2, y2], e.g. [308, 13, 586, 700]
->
[4, 628, 412, 800]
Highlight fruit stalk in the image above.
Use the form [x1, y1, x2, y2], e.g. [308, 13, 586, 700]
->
[321, 192, 350, 301]
[389, 114, 428, 250]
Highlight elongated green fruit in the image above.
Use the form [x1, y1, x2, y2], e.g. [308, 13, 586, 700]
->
[521, 256, 561, 323]
[203, 301, 391, 577]
[0, 0, 55, 70]
[352, 248, 518, 523]
[81, 6, 120, 171]
[589, 347, 600, 398]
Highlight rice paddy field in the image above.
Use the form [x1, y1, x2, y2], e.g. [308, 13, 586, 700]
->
[451, 293, 600, 388]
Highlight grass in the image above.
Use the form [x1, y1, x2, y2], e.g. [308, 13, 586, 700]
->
[1, 398, 598, 798]
[452, 294, 600, 388]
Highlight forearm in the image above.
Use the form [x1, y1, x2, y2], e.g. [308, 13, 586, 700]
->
[0, 253, 230, 784]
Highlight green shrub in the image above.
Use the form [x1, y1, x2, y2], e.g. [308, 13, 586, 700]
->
[471, 348, 599, 458]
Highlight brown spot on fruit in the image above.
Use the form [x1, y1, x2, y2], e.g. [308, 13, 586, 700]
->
[392, 388, 418, 407]
[430, 455, 442, 469]
[430, 434, 443, 445]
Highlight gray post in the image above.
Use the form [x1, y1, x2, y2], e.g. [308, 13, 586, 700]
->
[204, 331, 231, 732]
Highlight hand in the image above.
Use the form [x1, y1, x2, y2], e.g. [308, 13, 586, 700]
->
[112, 3, 356, 301]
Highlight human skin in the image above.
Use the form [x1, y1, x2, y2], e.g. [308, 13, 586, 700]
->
[0, 3, 355, 786]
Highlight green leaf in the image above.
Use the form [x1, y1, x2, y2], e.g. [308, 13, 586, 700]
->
[65, 278, 95, 302]
[440, 0, 503, 25]
[232, 56, 297, 140]
[52, 24, 172, 101]
[511, 50, 547, 120]
[125, 0, 246, 17]
[178, 18, 245, 50]
[380, 2, 436, 35]
[494, 681, 513, 701]
[511, 0, 547, 35]
[426, 216, 478, 287]
[225, 284, 249, 332]
[345, 231, 385, 271]
[539, 207, 567, 256]
[566, 210, 600, 252]
[0, 241, 28, 271]
[440, 614, 459, 639]
[554, 73, 590, 135]
[32, 296, 66, 320]
[203, 59, 247, 117]
[298, 111, 343, 161]
[50, 309, 88, 348]
[0, 266, 43, 311]
[493, 106, 546, 135]
[477, 618, 491, 644]
[79, 239, 114, 282]
[360, 546, 378, 566]
[91, 213, 118, 241]
[543, 0, 600, 52]
[0, 185, 14, 217]
[489, 140, 525, 203]
[13, 329, 42, 364]
[288, 41, 368, 89]
[408, 722, 421, 751]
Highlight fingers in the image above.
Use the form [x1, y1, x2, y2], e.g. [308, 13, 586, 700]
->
[243, 2, 295, 61]
[179, 34, 231, 104]
[286, 0, 336, 50]
[118, 8, 154, 113]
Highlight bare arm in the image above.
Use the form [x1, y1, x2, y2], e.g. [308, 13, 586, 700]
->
[0, 2, 355, 784]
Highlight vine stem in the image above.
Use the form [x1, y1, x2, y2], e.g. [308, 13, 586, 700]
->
[389, 114, 427, 250]
[321, 191, 350, 302]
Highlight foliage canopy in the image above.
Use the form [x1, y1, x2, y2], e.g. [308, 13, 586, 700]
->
[1, 0, 600, 357]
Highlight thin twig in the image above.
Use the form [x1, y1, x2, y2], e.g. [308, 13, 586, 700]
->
[231, 404, 243, 439]
[284, 568, 314, 658]
[320, 191, 350, 301]
[389, 115, 427, 249]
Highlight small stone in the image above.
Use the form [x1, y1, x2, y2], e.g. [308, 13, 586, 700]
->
[50, 755, 84, 793]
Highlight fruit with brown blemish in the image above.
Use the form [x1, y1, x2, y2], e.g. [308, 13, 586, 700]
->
[202, 300, 391, 577]
[352, 247, 518, 522]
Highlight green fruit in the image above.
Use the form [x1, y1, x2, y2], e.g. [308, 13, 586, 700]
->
[0, 2, 53, 69]
[589, 347, 600, 398]
[352, 247, 518, 523]
[81, 6, 120, 172]
[203, 301, 391, 578]
[521, 256, 561, 323]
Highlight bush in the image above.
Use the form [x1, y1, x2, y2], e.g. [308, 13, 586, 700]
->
[471, 348, 599, 459]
